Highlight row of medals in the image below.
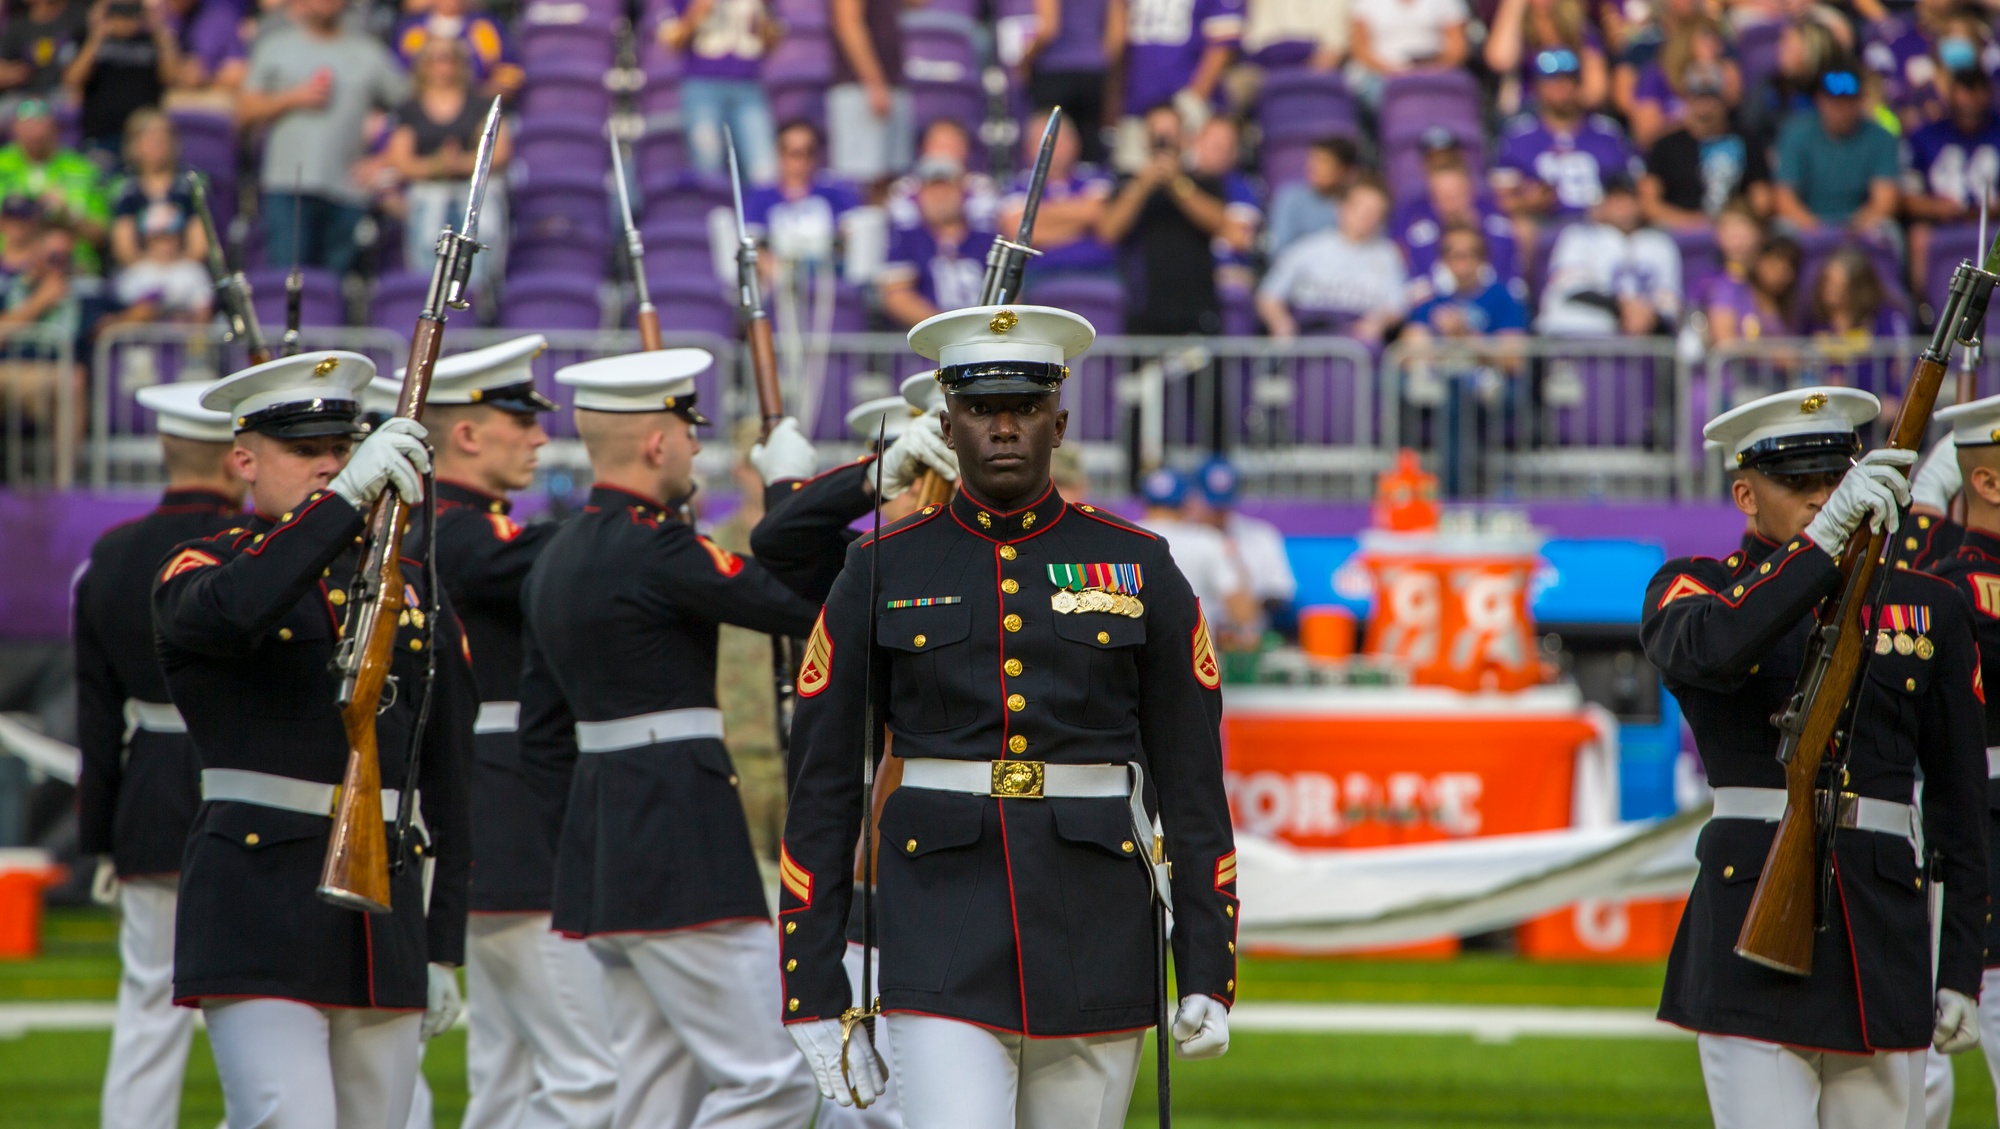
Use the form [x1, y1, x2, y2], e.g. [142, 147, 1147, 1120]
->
[1050, 588, 1146, 618]
[1875, 630, 1935, 660]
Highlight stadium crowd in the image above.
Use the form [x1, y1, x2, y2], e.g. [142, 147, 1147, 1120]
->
[0, 0, 1985, 376]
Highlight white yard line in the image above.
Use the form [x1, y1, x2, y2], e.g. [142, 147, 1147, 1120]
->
[0, 1001, 1684, 1043]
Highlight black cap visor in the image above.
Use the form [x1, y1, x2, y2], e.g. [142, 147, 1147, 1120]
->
[1736, 431, 1861, 476]
[237, 398, 363, 439]
[940, 361, 1069, 396]
[664, 389, 710, 427]
[464, 380, 560, 414]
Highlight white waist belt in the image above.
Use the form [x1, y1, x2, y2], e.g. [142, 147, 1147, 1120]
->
[574, 708, 724, 753]
[201, 767, 413, 822]
[123, 698, 186, 735]
[1988, 747, 2000, 779]
[900, 758, 1131, 798]
[899, 758, 1171, 911]
[475, 701, 520, 735]
[1709, 785, 1917, 844]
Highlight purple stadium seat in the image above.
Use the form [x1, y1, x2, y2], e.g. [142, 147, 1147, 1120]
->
[1735, 21, 1786, 107]
[370, 270, 432, 331]
[640, 61, 682, 119]
[1261, 139, 1314, 189]
[768, 81, 828, 133]
[1378, 71, 1482, 153]
[651, 276, 736, 336]
[170, 110, 236, 184]
[641, 173, 732, 227]
[511, 236, 610, 276]
[903, 18, 978, 85]
[762, 31, 836, 84]
[521, 62, 613, 120]
[634, 126, 685, 188]
[1673, 228, 1721, 301]
[911, 79, 985, 140]
[771, 0, 828, 30]
[923, 0, 980, 17]
[1924, 223, 1987, 323]
[514, 116, 610, 183]
[1383, 135, 1485, 205]
[639, 218, 719, 281]
[513, 173, 612, 246]
[1022, 273, 1124, 335]
[1259, 70, 1359, 145]
[247, 266, 344, 329]
[502, 271, 604, 330]
[520, 21, 615, 70]
[1221, 282, 1257, 337]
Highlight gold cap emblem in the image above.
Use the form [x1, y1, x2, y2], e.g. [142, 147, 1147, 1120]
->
[1799, 392, 1827, 413]
[989, 309, 1018, 334]
[313, 357, 340, 377]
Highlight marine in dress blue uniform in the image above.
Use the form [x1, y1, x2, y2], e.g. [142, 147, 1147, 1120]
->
[372, 337, 616, 1129]
[1642, 388, 1988, 1129]
[1897, 396, 2000, 1128]
[517, 349, 820, 1129]
[151, 352, 474, 1129]
[772, 306, 1237, 1129]
[76, 381, 242, 1129]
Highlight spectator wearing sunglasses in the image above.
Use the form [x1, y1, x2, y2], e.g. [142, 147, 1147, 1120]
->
[1491, 47, 1641, 245]
[1773, 68, 1903, 240]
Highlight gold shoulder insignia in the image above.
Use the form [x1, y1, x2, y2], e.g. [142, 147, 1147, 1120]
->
[1657, 574, 1717, 609]
[159, 548, 220, 583]
[797, 610, 833, 698]
[1192, 609, 1221, 690]
[1971, 574, 2000, 618]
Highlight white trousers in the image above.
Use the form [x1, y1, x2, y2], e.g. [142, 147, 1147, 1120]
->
[814, 944, 902, 1129]
[887, 1014, 1144, 1129]
[101, 877, 196, 1129]
[204, 997, 423, 1129]
[1698, 1033, 1924, 1129]
[589, 920, 817, 1129]
[462, 912, 616, 1129]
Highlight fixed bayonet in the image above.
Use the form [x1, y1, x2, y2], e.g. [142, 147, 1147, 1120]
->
[979, 108, 1061, 306]
[189, 172, 269, 364]
[609, 131, 662, 349]
[439, 96, 503, 312]
[282, 165, 304, 356]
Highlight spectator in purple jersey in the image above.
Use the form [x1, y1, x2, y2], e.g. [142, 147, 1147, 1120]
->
[1405, 224, 1529, 339]
[1861, 0, 1996, 130]
[1346, 0, 1469, 107]
[1099, 102, 1231, 334]
[1626, 18, 1737, 150]
[1805, 247, 1910, 392]
[1903, 68, 2000, 278]
[1018, 0, 1115, 164]
[1641, 63, 1771, 229]
[744, 120, 860, 264]
[1483, 0, 1607, 114]
[1188, 115, 1259, 291]
[1397, 155, 1520, 299]
[887, 119, 997, 233]
[655, 0, 777, 182]
[1699, 205, 1795, 345]
[1119, 0, 1243, 137]
[391, 0, 521, 103]
[997, 106, 1116, 278]
[876, 156, 995, 327]
[828, 0, 910, 184]
[161, 0, 243, 93]
[1491, 48, 1641, 242]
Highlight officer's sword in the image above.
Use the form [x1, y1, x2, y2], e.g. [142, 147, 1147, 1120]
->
[838, 417, 890, 1107]
[978, 108, 1061, 306]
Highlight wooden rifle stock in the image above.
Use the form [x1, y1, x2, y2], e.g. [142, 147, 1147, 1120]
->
[319, 318, 444, 913]
[637, 305, 663, 352]
[1736, 342, 1973, 973]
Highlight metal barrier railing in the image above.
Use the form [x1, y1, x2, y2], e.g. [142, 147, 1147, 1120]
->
[83, 328, 1971, 501]
[0, 324, 82, 489]
[1380, 335, 1690, 500]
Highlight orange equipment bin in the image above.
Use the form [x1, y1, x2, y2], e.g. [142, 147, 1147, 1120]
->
[0, 849, 67, 959]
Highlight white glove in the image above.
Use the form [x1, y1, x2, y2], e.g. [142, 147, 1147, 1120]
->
[1911, 437, 1963, 514]
[1936, 988, 1980, 1054]
[877, 412, 959, 500]
[750, 417, 817, 485]
[1801, 447, 1916, 559]
[329, 417, 429, 509]
[89, 856, 117, 907]
[788, 1016, 885, 1107]
[421, 963, 463, 1040]
[1172, 993, 1230, 1060]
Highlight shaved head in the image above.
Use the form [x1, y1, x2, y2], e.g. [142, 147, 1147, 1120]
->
[1960, 443, 2000, 519]
[577, 409, 670, 471]
[576, 409, 700, 503]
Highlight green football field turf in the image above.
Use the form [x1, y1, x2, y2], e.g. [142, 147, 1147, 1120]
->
[4, 910, 1996, 1128]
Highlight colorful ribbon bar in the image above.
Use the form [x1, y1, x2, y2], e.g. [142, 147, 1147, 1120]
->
[884, 597, 963, 609]
[1047, 564, 1145, 593]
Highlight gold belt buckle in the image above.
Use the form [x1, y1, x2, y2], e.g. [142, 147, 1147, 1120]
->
[991, 759, 1045, 798]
